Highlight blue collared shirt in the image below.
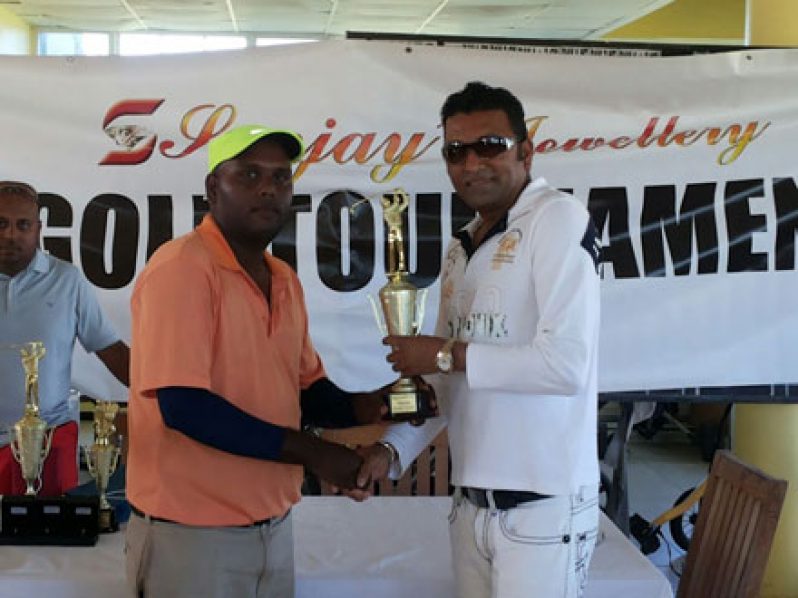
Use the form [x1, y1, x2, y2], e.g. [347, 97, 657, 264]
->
[0, 250, 119, 434]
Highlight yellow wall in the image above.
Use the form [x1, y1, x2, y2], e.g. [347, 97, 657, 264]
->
[750, 0, 798, 46]
[735, 4, 798, 595]
[0, 6, 31, 55]
[604, 0, 745, 44]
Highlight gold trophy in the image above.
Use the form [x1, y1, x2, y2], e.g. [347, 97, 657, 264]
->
[10, 341, 53, 496]
[368, 189, 435, 421]
[84, 401, 121, 532]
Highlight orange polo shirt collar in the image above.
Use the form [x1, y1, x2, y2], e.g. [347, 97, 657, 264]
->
[196, 214, 289, 315]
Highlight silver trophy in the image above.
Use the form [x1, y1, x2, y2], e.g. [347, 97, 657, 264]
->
[10, 341, 53, 496]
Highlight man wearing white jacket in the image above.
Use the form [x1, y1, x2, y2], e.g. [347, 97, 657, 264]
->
[354, 81, 602, 598]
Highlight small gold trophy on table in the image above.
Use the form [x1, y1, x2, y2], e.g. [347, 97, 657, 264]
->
[369, 189, 436, 421]
[10, 341, 53, 496]
[84, 401, 121, 532]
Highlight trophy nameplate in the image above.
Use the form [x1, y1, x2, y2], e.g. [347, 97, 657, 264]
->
[0, 495, 100, 546]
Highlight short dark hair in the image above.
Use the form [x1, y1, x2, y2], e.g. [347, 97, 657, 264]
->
[440, 81, 527, 141]
[0, 181, 39, 206]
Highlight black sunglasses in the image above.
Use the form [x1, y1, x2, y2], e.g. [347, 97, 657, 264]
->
[441, 135, 518, 164]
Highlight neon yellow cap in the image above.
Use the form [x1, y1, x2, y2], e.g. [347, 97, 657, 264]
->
[207, 125, 304, 173]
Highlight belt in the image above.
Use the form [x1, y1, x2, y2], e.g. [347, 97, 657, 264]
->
[129, 503, 275, 528]
[462, 487, 551, 510]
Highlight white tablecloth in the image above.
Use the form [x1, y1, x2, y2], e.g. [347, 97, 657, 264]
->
[0, 496, 672, 598]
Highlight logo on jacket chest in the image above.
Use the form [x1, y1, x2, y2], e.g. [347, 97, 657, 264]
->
[491, 229, 523, 270]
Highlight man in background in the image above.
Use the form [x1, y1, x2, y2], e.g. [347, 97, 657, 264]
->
[125, 125, 385, 598]
[355, 81, 602, 598]
[0, 180, 129, 496]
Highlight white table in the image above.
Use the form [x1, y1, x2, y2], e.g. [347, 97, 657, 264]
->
[0, 497, 672, 598]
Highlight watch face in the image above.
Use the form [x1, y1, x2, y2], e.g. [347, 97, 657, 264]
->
[437, 351, 453, 373]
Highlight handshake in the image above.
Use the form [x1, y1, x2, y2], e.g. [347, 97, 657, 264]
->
[290, 376, 437, 494]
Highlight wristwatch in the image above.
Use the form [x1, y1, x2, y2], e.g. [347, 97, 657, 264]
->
[435, 338, 456, 374]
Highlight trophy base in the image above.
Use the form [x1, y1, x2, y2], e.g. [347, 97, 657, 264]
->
[98, 506, 119, 533]
[0, 495, 100, 546]
[382, 386, 436, 422]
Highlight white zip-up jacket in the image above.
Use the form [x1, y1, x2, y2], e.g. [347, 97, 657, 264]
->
[383, 178, 600, 495]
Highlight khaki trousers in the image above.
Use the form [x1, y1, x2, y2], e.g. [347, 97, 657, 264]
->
[125, 509, 294, 598]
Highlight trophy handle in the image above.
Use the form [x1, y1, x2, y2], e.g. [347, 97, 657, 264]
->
[368, 294, 388, 336]
[413, 288, 428, 334]
[110, 444, 121, 473]
[41, 427, 54, 460]
[35, 428, 54, 494]
[83, 444, 96, 477]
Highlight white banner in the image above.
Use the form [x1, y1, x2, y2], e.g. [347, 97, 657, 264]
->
[1, 40, 796, 397]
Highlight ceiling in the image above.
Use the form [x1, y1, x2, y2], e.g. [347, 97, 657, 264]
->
[0, 0, 676, 40]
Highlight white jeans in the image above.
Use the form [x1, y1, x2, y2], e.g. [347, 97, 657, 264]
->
[449, 486, 599, 598]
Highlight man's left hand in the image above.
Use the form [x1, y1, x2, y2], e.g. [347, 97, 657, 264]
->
[351, 390, 388, 424]
[383, 335, 446, 377]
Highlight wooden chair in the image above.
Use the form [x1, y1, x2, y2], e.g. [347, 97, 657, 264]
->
[319, 424, 450, 496]
[677, 450, 788, 598]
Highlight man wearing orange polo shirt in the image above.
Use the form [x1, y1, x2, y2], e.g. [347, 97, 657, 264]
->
[125, 125, 381, 598]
